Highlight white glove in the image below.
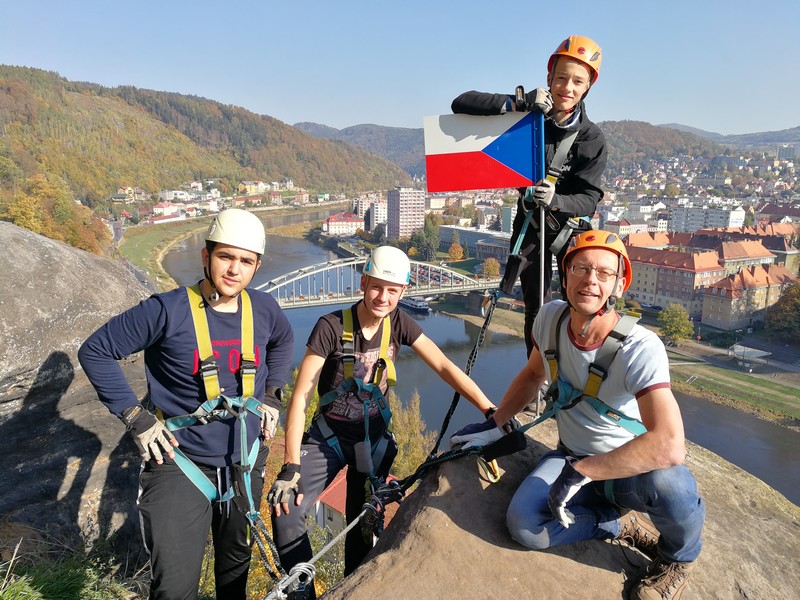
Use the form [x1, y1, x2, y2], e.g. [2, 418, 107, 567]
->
[449, 417, 505, 450]
[121, 405, 178, 463]
[526, 88, 553, 115]
[261, 404, 280, 438]
[533, 179, 556, 207]
[261, 385, 282, 439]
[547, 456, 592, 528]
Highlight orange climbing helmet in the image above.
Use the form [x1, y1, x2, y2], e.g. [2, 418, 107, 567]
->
[562, 230, 632, 291]
[547, 35, 602, 85]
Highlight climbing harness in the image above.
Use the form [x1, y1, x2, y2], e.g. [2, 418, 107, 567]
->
[164, 284, 286, 585]
[538, 303, 646, 434]
[314, 307, 397, 484]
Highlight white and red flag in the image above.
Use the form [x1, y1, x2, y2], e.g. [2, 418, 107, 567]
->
[423, 112, 544, 193]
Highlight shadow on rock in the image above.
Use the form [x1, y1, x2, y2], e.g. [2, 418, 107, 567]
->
[0, 352, 101, 542]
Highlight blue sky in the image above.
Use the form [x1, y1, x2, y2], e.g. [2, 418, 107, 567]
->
[2, 0, 797, 135]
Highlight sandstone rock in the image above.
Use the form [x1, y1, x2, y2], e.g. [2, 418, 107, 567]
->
[0, 222, 150, 562]
[325, 419, 799, 599]
[0, 221, 150, 397]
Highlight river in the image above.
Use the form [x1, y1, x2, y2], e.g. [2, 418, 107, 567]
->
[164, 227, 800, 506]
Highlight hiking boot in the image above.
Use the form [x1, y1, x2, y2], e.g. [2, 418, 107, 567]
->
[615, 510, 660, 559]
[631, 558, 695, 600]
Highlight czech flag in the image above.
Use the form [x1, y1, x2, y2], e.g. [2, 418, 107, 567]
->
[423, 112, 544, 193]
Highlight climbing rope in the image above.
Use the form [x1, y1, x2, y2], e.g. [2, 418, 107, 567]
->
[429, 289, 501, 457]
[264, 506, 370, 600]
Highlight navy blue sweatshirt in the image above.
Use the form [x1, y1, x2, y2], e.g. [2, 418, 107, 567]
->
[79, 285, 294, 467]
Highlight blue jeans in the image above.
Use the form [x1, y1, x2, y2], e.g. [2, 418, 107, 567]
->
[506, 449, 705, 563]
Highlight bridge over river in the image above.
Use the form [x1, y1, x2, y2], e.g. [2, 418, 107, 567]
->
[255, 257, 502, 309]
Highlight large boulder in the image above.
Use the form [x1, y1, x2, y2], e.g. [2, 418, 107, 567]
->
[0, 221, 150, 396]
[0, 222, 150, 561]
[325, 419, 799, 599]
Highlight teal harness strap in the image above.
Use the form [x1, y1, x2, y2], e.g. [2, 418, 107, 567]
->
[537, 307, 646, 435]
[164, 395, 263, 503]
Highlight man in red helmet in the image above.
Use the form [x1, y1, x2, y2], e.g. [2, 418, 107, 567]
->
[452, 35, 608, 357]
[451, 231, 705, 600]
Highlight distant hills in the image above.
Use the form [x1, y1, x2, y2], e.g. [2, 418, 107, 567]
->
[659, 123, 800, 149]
[294, 122, 426, 178]
[0, 66, 411, 205]
[296, 118, 799, 180]
[1, 65, 797, 209]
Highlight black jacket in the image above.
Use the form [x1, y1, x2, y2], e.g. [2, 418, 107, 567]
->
[452, 91, 607, 250]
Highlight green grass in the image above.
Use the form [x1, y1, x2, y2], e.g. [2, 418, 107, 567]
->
[671, 361, 800, 422]
[118, 218, 212, 289]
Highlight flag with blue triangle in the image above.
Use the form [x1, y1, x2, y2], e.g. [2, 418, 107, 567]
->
[423, 112, 544, 192]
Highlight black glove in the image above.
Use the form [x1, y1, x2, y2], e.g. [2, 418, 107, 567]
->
[547, 456, 591, 528]
[121, 404, 178, 463]
[267, 463, 303, 515]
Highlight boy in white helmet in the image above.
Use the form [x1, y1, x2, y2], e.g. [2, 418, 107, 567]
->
[269, 245, 495, 585]
[79, 208, 294, 599]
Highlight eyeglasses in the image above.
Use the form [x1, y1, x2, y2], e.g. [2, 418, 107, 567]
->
[569, 264, 618, 282]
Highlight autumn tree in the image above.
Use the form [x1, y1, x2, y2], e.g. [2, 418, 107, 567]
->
[448, 242, 464, 261]
[657, 304, 694, 345]
[765, 282, 800, 340]
[388, 390, 436, 479]
[483, 257, 500, 277]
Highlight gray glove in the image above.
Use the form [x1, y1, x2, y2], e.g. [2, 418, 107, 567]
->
[121, 405, 178, 463]
[526, 88, 553, 115]
[532, 179, 556, 207]
[261, 385, 282, 438]
[268, 463, 303, 515]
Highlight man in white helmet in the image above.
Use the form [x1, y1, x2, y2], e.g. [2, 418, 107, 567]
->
[79, 208, 294, 599]
[268, 245, 496, 587]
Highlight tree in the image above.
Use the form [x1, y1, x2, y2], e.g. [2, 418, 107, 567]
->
[483, 257, 500, 277]
[657, 304, 694, 345]
[387, 390, 435, 479]
[448, 242, 463, 261]
[765, 282, 800, 340]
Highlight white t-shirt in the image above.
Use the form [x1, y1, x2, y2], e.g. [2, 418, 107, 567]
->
[533, 301, 672, 456]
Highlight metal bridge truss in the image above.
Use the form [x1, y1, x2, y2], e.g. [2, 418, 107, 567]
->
[256, 256, 501, 309]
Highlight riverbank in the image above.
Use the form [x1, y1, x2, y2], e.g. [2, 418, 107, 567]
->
[118, 204, 340, 291]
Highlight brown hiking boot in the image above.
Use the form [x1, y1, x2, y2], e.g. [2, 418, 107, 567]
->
[615, 510, 660, 558]
[631, 558, 695, 600]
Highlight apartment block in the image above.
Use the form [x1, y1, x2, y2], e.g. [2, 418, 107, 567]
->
[387, 187, 425, 240]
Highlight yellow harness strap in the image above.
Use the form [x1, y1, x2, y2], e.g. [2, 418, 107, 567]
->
[341, 307, 396, 387]
[186, 285, 255, 400]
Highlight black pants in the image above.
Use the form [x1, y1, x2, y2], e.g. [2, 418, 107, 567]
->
[137, 444, 268, 600]
[272, 418, 396, 579]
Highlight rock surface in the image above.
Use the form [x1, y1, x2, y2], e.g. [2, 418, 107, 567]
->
[326, 419, 799, 599]
[0, 222, 150, 560]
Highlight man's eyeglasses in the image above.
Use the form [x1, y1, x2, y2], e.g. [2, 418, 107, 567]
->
[569, 264, 618, 282]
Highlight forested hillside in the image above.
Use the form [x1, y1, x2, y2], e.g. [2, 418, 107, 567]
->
[0, 66, 410, 207]
[597, 120, 723, 171]
[295, 122, 426, 178]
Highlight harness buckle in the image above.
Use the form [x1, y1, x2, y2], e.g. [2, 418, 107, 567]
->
[588, 363, 608, 381]
[240, 359, 257, 378]
[200, 358, 219, 377]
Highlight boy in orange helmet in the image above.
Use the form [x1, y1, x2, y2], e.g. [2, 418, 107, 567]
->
[453, 35, 607, 357]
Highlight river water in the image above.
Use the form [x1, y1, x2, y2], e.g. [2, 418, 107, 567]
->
[163, 223, 800, 506]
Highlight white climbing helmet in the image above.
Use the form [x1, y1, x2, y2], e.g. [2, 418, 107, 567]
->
[364, 246, 411, 285]
[205, 209, 266, 255]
